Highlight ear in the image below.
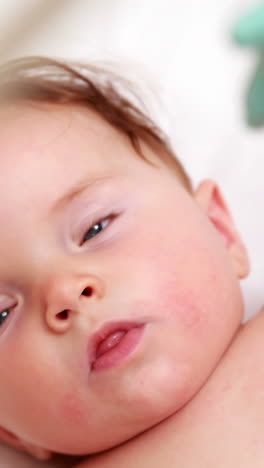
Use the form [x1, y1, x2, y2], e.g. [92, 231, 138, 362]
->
[194, 179, 250, 279]
[0, 425, 53, 460]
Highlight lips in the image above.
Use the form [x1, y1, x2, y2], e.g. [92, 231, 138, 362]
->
[88, 321, 145, 372]
[96, 330, 126, 359]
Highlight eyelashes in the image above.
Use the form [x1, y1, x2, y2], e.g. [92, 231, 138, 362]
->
[80, 213, 116, 245]
[0, 308, 11, 327]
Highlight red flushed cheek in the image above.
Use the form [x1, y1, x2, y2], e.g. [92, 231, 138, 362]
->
[131, 238, 212, 336]
[141, 259, 208, 338]
[170, 290, 208, 335]
[60, 390, 85, 424]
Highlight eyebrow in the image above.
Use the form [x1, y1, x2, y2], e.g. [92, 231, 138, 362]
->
[52, 175, 114, 213]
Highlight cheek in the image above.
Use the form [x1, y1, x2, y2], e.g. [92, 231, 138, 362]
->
[138, 236, 242, 365]
[164, 287, 206, 331]
[59, 389, 85, 424]
[136, 241, 211, 337]
[154, 281, 210, 341]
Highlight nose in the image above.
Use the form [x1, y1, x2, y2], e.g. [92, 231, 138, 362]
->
[44, 273, 104, 333]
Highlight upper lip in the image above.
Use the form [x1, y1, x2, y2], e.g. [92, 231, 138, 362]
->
[88, 320, 145, 369]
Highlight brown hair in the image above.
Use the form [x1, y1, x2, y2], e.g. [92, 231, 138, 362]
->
[0, 56, 192, 191]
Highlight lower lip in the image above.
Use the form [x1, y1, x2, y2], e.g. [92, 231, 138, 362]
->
[92, 326, 145, 372]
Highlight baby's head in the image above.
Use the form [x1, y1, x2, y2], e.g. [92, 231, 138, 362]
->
[0, 57, 249, 460]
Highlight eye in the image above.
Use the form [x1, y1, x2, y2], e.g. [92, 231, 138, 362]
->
[81, 216, 112, 244]
[0, 308, 11, 326]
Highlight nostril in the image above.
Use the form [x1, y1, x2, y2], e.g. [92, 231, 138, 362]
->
[57, 310, 69, 320]
[82, 287, 93, 297]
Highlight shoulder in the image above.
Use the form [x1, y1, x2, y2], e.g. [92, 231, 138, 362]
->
[229, 306, 264, 386]
[242, 306, 264, 337]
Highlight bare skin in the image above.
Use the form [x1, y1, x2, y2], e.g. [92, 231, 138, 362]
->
[77, 308, 264, 467]
[1, 308, 262, 468]
[0, 102, 251, 465]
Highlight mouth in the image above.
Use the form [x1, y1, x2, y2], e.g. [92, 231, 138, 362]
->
[89, 321, 145, 372]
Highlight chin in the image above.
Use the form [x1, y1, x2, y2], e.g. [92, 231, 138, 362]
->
[119, 373, 193, 433]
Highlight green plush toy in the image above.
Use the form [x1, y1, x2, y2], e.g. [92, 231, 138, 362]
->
[232, 2, 264, 126]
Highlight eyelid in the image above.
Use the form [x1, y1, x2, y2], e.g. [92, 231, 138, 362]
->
[68, 195, 129, 248]
[75, 211, 108, 239]
[0, 304, 16, 332]
[79, 212, 117, 245]
[0, 297, 17, 311]
[52, 176, 120, 214]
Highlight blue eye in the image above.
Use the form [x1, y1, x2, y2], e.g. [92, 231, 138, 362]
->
[82, 217, 111, 243]
[0, 309, 11, 326]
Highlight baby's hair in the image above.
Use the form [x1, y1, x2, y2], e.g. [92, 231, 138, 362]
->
[0, 56, 191, 191]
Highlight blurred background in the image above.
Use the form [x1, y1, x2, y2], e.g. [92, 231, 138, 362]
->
[0, 0, 262, 321]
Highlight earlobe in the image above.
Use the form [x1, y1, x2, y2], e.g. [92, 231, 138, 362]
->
[0, 425, 53, 460]
[194, 179, 250, 279]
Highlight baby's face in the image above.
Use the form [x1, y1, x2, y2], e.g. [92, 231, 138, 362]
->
[0, 103, 246, 456]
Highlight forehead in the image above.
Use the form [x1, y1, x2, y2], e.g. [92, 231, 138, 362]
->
[0, 102, 135, 176]
[0, 103, 148, 211]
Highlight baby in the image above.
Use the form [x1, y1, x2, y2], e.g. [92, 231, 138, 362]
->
[0, 56, 262, 468]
